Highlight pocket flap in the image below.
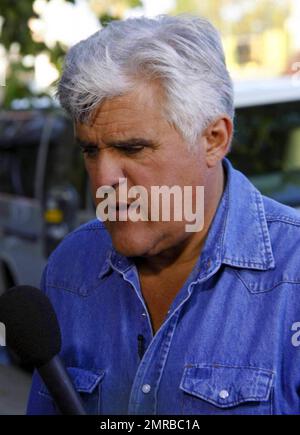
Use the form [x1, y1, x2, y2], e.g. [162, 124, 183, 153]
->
[39, 366, 105, 397]
[67, 367, 105, 393]
[180, 364, 274, 408]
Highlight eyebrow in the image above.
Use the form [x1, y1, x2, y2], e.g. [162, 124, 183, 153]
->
[107, 138, 156, 148]
[75, 137, 156, 148]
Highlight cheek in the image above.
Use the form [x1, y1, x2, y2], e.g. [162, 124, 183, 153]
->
[162, 151, 206, 187]
[85, 162, 103, 190]
[85, 171, 101, 206]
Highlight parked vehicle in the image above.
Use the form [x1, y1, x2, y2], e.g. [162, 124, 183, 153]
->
[230, 77, 300, 209]
[0, 77, 300, 294]
[0, 109, 94, 295]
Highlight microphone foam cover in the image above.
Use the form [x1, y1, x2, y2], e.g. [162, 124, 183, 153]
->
[0, 285, 61, 367]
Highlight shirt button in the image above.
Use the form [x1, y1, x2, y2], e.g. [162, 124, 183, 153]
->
[219, 389, 229, 399]
[142, 312, 147, 317]
[142, 384, 151, 394]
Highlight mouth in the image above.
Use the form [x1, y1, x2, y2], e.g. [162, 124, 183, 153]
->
[107, 203, 130, 221]
[116, 203, 130, 211]
[103, 202, 142, 222]
[116, 202, 140, 211]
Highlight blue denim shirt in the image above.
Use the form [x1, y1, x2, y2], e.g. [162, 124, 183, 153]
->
[27, 158, 300, 415]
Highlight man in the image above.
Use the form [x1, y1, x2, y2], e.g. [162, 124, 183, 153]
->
[27, 15, 300, 414]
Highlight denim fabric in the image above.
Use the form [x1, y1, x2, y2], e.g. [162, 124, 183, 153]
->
[27, 158, 300, 414]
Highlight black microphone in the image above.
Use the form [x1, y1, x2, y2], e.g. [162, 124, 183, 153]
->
[0, 285, 86, 415]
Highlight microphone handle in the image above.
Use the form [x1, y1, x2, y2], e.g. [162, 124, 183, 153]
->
[38, 355, 86, 415]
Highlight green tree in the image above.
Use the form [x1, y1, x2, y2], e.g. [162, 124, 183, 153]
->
[0, 0, 142, 107]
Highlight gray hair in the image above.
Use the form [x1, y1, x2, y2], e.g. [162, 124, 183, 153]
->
[57, 14, 234, 146]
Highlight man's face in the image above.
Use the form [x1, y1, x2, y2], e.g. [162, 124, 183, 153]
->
[75, 82, 211, 258]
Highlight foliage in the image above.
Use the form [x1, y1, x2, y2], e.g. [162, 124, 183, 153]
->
[0, 0, 141, 107]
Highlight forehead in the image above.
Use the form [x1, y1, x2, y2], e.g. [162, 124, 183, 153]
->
[75, 82, 168, 142]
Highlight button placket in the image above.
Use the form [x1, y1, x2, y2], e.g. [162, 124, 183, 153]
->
[142, 384, 151, 394]
[219, 389, 229, 400]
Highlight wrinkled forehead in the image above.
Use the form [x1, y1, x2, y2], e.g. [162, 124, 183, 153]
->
[90, 80, 165, 123]
[74, 82, 175, 144]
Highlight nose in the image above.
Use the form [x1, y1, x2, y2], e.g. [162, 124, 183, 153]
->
[88, 148, 125, 189]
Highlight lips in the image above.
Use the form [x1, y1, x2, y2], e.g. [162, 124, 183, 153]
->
[116, 202, 140, 210]
[106, 202, 140, 221]
[116, 203, 129, 211]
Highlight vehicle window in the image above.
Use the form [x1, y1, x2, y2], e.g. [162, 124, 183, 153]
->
[43, 117, 87, 210]
[0, 115, 41, 198]
[229, 100, 300, 207]
[0, 111, 91, 211]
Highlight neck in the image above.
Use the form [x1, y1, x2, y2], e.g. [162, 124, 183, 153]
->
[135, 162, 226, 275]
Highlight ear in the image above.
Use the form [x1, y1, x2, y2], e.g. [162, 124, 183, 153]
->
[203, 115, 233, 168]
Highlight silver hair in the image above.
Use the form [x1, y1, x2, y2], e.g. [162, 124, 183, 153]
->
[57, 14, 234, 146]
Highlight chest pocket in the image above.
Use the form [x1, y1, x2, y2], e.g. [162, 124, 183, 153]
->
[39, 367, 105, 415]
[180, 364, 274, 415]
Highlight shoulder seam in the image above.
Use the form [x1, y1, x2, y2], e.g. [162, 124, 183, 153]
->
[265, 215, 300, 227]
[46, 220, 108, 264]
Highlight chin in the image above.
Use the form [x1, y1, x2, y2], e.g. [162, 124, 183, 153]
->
[105, 221, 157, 257]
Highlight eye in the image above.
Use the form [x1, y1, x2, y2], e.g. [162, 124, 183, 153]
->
[116, 145, 145, 155]
[80, 145, 99, 158]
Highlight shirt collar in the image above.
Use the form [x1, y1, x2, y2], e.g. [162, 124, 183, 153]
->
[202, 157, 275, 271]
[99, 157, 275, 280]
[98, 247, 132, 279]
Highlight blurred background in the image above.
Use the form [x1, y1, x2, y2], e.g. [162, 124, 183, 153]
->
[1, 0, 300, 105]
[0, 0, 300, 414]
